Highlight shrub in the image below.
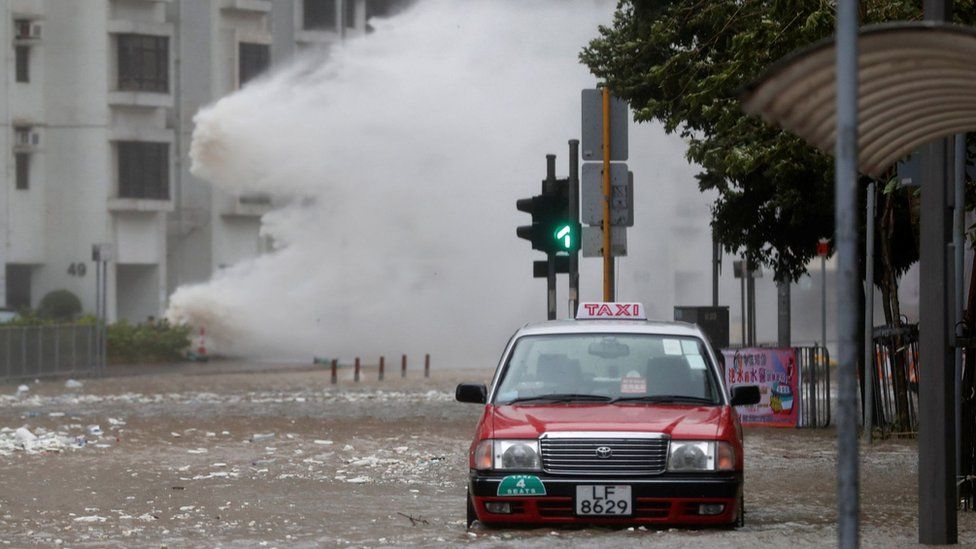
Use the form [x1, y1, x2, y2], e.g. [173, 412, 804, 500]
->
[38, 290, 82, 321]
[107, 320, 192, 364]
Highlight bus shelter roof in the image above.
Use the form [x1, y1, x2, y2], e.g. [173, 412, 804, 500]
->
[741, 22, 976, 178]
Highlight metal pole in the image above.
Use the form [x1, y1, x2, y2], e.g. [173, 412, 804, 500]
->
[740, 271, 746, 347]
[424, 353, 430, 378]
[601, 87, 613, 301]
[864, 182, 876, 443]
[777, 281, 791, 348]
[954, 133, 965, 479]
[94, 259, 101, 374]
[835, 0, 860, 546]
[568, 139, 580, 317]
[401, 354, 406, 378]
[354, 356, 360, 383]
[545, 154, 557, 320]
[101, 259, 108, 374]
[918, 0, 957, 544]
[746, 260, 756, 345]
[379, 355, 385, 381]
[822, 254, 827, 349]
[712, 233, 720, 307]
[547, 255, 556, 320]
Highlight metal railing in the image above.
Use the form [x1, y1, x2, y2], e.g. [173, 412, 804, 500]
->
[870, 324, 919, 436]
[0, 324, 97, 381]
[796, 345, 831, 428]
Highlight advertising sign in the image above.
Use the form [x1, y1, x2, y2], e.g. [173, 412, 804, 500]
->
[721, 348, 798, 427]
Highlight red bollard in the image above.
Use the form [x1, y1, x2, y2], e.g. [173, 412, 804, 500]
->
[354, 357, 360, 383]
[331, 359, 337, 384]
[379, 356, 385, 381]
[401, 354, 407, 378]
[424, 353, 430, 378]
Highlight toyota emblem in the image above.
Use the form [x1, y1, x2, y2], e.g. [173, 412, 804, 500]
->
[595, 446, 613, 459]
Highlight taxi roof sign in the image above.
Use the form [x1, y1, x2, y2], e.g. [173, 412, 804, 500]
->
[576, 302, 646, 320]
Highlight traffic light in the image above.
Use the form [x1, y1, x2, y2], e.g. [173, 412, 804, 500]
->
[516, 178, 580, 254]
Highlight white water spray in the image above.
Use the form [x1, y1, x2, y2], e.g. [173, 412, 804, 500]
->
[168, 0, 712, 367]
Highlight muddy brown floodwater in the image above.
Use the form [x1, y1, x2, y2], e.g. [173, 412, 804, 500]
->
[0, 362, 973, 547]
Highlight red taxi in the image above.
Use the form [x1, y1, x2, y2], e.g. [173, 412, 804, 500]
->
[456, 303, 760, 528]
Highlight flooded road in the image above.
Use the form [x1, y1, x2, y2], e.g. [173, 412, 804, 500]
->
[0, 364, 972, 547]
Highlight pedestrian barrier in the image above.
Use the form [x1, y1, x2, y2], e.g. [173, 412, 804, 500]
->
[795, 345, 831, 428]
[870, 324, 919, 436]
[0, 324, 97, 381]
[317, 354, 430, 383]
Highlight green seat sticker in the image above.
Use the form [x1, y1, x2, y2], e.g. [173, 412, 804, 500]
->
[497, 475, 546, 496]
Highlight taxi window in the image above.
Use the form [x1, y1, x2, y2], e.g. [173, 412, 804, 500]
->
[493, 334, 721, 404]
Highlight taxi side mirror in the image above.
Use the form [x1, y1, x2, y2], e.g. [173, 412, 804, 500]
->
[456, 383, 487, 404]
[730, 385, 761, 406]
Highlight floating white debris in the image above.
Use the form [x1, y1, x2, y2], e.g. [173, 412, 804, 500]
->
[72, 515, 107, 523]
[16, 384, 28, 394]
[187, 448, 208, 454]
[86, 425, 103, 436]
[313, 440, 333, 446]
[65, 379, 84, 389]
[250, 433, 275, 442]
[14, 427, 37, 445]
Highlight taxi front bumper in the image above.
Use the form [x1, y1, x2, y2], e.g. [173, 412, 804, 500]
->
[469, 471, 741, 526]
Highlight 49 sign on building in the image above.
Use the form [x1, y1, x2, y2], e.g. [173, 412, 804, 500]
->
[721, 348, 798, 428]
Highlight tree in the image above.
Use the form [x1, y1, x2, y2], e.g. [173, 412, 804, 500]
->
[580, 0, 922, 282]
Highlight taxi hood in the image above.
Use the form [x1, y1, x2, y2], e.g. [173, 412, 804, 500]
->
[490, 403, 725, 439]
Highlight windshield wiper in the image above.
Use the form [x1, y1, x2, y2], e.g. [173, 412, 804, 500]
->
[504, 394, 613, 405]
[608, 395, 717, 405]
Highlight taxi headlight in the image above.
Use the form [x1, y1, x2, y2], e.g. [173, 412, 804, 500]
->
[667, 441, 735, 472]
[493, 440, 541, 470]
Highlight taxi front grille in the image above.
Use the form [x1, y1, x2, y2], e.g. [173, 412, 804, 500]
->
[539, 437, 668, 476]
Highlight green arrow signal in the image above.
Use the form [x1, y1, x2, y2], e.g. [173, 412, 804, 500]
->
[555, 225, 572, 249]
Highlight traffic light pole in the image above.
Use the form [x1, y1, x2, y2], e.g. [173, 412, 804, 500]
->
[569, 140, 580, 318]
[546, 155, 558, 320]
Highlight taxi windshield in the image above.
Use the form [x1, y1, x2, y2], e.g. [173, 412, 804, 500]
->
[493, 333, 721, 405]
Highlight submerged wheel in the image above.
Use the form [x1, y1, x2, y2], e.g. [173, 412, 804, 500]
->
[466, 489, 477, 529]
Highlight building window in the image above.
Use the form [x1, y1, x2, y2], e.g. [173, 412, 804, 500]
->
[366, 0, 411, 19]
[15, 45, 29, 82]
[117, 34, 169, 93]
[238, 43, 270, 87]
[343, 0, 356, 29]
[304, 0, 337, 30]
[14, 153, 29, 190]
[117, 141, 169, 200]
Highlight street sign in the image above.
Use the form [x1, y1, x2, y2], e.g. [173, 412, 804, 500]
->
[897, 150, 921, 187]
[582, 226, 627, 257]
[92, 243, 113, 262]
[816, 238, 830, 257]
[581, 89, 628, 161]
[732, 259, 762, 279]
[581, 163, 633, 226]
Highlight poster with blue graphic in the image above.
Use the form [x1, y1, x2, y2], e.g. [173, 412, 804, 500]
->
[720, 348, 798, 427]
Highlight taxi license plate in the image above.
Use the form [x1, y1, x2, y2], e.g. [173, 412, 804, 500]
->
[575, 485, 632, 516]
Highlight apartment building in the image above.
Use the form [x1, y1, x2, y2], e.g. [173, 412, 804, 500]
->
[0, 0, 409, 322]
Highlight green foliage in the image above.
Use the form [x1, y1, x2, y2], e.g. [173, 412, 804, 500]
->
[580, 0, 936, 281]
[37, 290, 82, 321]
[106, 320, 192, 364]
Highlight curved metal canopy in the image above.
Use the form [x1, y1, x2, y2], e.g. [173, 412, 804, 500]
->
[741, 22, 976, 178]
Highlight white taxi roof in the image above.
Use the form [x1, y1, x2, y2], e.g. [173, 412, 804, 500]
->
[514, 318, 705, 338]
